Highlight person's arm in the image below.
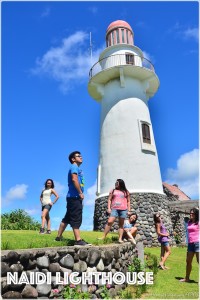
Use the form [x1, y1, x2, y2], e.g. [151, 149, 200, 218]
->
[51, 189, 59, 205]
[107, 192, 113, 214]
[156, 223, 169, 237]
[71, 173, 84, 199]
[127, 192, 131, 214]
[40, 191, 43, 204]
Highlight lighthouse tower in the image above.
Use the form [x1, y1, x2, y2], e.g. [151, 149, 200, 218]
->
[88, 20, 163, 196]
[88, 20, 170, 241]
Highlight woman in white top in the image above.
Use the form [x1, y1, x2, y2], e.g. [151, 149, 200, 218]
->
[40, 179, 59, 234]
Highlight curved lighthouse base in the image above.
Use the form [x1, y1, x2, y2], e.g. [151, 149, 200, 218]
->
[93, 193, 176, 246]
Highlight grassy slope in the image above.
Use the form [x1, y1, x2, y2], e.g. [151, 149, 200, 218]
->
[142, 247, 199, 299]
[1, 230, 119, 250]
[1, 231, 199, 299]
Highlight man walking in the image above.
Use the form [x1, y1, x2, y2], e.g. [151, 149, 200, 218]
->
[55, 151, 91, 246]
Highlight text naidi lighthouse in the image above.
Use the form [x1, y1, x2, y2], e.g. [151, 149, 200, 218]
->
[7, 271, 154, 285]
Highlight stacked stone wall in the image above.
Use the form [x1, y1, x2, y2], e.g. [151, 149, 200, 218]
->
[94, 193, 176, 247]
[1, 243, 137, 299]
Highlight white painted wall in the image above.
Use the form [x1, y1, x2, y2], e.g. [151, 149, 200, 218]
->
[97, 77, 163, 196]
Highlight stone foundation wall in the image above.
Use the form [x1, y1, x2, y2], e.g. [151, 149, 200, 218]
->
[94, 193, 176, 247]
[1, 243, 137, 299]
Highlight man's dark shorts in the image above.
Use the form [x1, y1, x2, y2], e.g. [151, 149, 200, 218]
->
[62, 197, 83, 229]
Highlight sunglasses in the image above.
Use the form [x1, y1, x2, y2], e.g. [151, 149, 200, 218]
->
[75, 155, 82, 158]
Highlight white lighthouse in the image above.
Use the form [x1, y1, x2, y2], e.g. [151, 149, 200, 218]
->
[88, 20, 163, 198]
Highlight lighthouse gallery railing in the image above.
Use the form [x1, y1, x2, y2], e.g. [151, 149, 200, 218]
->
[89, 54, 155, 78]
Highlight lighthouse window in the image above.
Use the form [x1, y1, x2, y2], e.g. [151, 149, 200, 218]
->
[121, 29, 125, 43]
[126, 53, 134, 65]
[142, 124, 151, 144]
[116, 29, 120, 43]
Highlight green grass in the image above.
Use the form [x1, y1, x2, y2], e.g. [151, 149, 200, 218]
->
[1, 230, 119, 250]
[1, 231, 199, 299]
[142, 247, 199, 299]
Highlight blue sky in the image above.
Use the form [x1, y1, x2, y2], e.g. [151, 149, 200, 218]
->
[2, 1, 199, 231]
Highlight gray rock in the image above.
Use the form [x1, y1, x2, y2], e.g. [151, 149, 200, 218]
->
[73, 261, 87, 273]
[45, 250, 57, 261]
[1, 262, 10, 276]
[96, 259, 104, 271]
[36, 283, 51, 296]
[7, 251, 19, 264]
[87, 250, 101, 266]
[60, 254, 74, 269]
[49, 263, 60, 274]
[36, 256, 49, 269]
[103, 250, 114, 265]
[35, 250, 45, 258]
[21, 285, 38, 298]
[1, 276, 8, 294]
[10, 263, 24, 274]
[79, 249, 88, 260]
[20, 252, 30, 263]
[60, 266, 72, 277]
[2, 291, 22, 298]
[26, 259, 36, 270]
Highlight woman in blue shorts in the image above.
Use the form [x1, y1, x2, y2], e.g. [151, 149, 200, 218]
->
[180, 207, 199, 282]
[154, 213, 171, 270]
[98, 179, 131, 243]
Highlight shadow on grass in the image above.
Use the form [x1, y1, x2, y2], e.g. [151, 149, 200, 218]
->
[175, 277, 198, 284]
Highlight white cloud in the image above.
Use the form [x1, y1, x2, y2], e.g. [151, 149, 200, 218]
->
[41, 7, 51, 18]
[183, 27, 198, 42]
[165, 149, 199, 199]
[2, 184, 28, 205]
[31, 31, 102, 94]
[54, 181, 66, 197]
[167, 23, 198, 43]
[25, 208, 40, 216]
[88, 6, 98, 14]
[84, 181, 97, 206]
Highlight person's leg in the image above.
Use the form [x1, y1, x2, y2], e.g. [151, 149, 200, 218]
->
[129, 226, 137, 238]
[118, 217, 125, 242]
[45, 211, 51, 231]
[195, 252, 199, 263]
[180, 251, 195, 281]
[57, 222, 67, 238]
[101, 217, 116, 239]
[73, 228, 81, 241]
[161, 245, 171, 267]
[41, 208, 49, 229]
[159, 245, 165, 269]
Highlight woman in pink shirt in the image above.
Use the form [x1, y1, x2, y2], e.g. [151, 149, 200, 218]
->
[180, 207, 199, 282]
[98, 179, 131, 243]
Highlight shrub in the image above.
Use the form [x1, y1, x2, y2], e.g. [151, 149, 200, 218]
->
[1, 209, 40, 230]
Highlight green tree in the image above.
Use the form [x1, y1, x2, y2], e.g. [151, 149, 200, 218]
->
[1, 209, 40, 230]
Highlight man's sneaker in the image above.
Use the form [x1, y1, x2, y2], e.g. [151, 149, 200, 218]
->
[74, 239, 92, 246]
[46, 230, 51, 234]
[39, 228, 45, 234]
[55, 236, 62, 241]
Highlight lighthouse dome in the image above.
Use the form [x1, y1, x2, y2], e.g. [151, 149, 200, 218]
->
[106, 20, 134, 47]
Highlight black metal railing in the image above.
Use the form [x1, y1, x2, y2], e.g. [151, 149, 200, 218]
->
[89, 54, 155, 78]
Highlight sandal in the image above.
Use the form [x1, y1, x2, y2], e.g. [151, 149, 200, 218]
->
[179, 278, 190, 282]
[118, 240, 124, 244]
[46, 230, 51, 234]
[158, 264, 165, 270]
